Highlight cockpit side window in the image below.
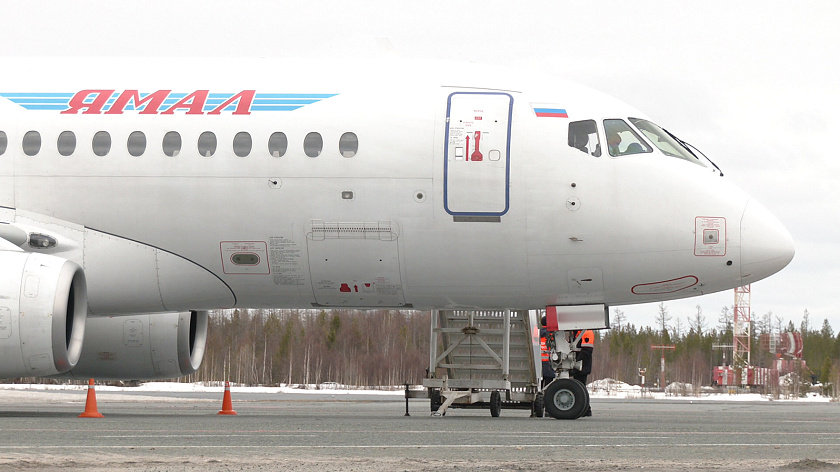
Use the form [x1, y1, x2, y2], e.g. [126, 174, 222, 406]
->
[568, 120, 601, 157]
[629, 118, 704, 166]
[603, 119, 652, 157]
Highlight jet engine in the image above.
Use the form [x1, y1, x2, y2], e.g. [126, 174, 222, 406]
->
[0, 251, 87, 377]
[63, 311, 208, 380]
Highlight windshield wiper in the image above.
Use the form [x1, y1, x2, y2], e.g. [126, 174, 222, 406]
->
[685, 141, 723, 177]
[662, 128, 724, 177]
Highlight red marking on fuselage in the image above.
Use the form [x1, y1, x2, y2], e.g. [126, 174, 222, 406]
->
[631, 275, 699, 295]
[465, 135, 470, 161]
[61, 89, 257, 115]
[471, 131, 483, 161]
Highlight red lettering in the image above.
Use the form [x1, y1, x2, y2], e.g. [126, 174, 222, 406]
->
[161, 90, 209, 115]
[106, 90, 171, 115]
[61, 89, 268, 115]
[60, 90, 115, 114]
[208, 90, 255, 115]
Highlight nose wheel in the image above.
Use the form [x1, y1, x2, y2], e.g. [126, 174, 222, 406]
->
[544, 378, 589, 420]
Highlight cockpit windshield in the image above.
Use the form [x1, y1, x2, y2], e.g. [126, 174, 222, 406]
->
[629, 118, 705, 166]
[603, 119, 652, 157]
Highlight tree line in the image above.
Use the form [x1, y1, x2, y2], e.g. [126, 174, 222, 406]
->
[595, 305, 840, 395]
[7, 305, 840, 394]
[186, 309, 430, 387]
[187, 304, 839, 393]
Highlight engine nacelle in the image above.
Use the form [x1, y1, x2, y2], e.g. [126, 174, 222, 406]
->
[0, 251, 87, 377]
[63, 311, 208, 380]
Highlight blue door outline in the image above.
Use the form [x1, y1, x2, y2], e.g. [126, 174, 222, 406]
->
[443, 92, 513, 217]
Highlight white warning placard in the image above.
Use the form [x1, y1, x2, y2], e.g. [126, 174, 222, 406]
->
[221, 241, 270, 274]
[695, 217, 726, 256]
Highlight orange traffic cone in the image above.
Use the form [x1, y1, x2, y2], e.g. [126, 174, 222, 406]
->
[217, 381, 237, 415]
[78, 378, 104, 418]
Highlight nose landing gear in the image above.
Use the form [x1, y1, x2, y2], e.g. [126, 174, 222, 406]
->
[544, 378, 589, 420]
[540, 327, 593, 419]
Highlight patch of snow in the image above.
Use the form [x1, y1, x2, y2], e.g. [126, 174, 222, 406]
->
[0, 380, 834, 402]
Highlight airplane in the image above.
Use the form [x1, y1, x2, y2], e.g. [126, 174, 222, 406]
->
[0, 57, 793, 401]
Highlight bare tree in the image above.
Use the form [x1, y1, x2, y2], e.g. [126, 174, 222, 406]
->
[688, 305, 706, 335]
[673, 317, 684, 340]
[612, 308, 626, 330]
[801, 309, 811, 334]
[774, 313, 786, 334]
[718, 305, 733, 333]
[655, 302, 672, 336]
[757, 310, 773, 335]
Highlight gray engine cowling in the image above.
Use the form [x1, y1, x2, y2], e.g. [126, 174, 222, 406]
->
[63, 311, 208, 380]
[0, 251, 88, 377]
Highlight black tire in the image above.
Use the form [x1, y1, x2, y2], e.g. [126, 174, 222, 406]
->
[544, 379, 587, 420]
[430, 389, 442, 413]
[490, 390, 501, 417]
[533, 392, 544, 418]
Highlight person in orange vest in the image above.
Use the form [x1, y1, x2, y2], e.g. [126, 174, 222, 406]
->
[574, 329, 594, 417]
[540, 316, 555, 388]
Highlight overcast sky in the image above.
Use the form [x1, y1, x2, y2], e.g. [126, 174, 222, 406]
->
[3, 0, 838, 333]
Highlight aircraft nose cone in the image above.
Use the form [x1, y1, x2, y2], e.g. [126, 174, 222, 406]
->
[740, 199, 795, 284]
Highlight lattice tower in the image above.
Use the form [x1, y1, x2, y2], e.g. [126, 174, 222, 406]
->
[733, 285, 751, 373]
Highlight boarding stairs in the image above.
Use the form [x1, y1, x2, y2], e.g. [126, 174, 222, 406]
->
[421, 309, 541, 416]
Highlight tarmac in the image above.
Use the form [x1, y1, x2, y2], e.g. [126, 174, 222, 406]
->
[1, 388, 839, 471]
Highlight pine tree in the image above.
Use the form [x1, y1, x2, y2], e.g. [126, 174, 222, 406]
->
[820, 356, 833, 396]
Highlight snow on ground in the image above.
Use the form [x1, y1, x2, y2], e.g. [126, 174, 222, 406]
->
[0, 379, 834, 402]
[588, 378, 834, 402]
[0, 381, 412, 398]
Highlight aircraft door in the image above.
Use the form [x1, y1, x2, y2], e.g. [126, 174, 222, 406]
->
[444, 92, 513, 217]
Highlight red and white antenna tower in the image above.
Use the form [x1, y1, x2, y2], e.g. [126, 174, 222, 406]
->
[733, 285, 752, 377]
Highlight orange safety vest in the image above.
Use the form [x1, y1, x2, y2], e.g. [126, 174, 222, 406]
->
[540, 336, 550, 361]
[579, 330, 595, 348]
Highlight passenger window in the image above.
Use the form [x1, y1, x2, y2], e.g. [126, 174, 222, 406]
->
[163, 131, 182, 157]
[57, 131, 76, 156]
[603, 119, 652, 157]
[92, 131, 111, 157]
[304, 132, 323, 157]
[339, 132, 358, 158]
[127, 131, 146, 157]
[23, 131, 41, 156]
[0, 131, 7, 155]
[568, 120, 600, 157]
[233, 132, 252, 157]
[198, 132, 217, 157]
[268, 132, 287, 157]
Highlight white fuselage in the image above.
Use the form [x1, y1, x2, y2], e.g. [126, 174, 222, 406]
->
[0, 58, 794, 315]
